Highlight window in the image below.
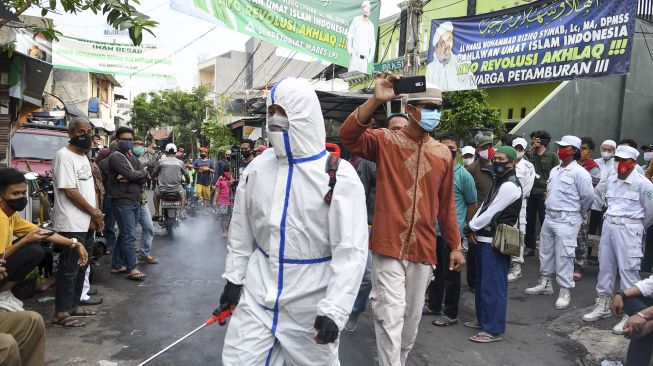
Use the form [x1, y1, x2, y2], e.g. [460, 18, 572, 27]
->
[508, 108, 514, 119]
[520, 107, 527, 118]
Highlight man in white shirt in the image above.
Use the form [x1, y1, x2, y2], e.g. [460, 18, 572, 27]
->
[347, 1, 375, 74]
[51, 117, 104, 328]
[525, 136, 594, 310]
[508, 137, 535, 282]
[583, 146, 653, 334]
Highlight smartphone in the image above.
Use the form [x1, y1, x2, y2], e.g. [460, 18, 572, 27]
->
[393, 76, 426, 95]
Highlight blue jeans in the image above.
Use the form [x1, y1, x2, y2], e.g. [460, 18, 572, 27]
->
[102, 196, 116, 252]
[474, 241, 510, 335]
[351, 250, 373, 314]
[111, 204, 139, 271]
[138, 204, 154, 257]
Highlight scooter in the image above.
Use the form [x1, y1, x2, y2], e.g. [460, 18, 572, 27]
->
[158, 190, 182, 239]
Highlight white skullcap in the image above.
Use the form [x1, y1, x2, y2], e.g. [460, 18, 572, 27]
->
[432, 22, 454, 47]
[512, 137, 528, 149]
[361, 0, 370, 8]
[601, 140, 617, 148]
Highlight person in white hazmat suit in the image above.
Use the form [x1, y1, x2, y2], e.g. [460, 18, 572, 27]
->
[215, 77, 369, 365]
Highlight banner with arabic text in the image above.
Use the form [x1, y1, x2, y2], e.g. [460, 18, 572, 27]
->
[170, 0, 380, 74]
[426, 0, 637, 91]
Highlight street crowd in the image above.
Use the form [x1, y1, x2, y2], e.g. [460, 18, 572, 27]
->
[0, 72, 652, 366]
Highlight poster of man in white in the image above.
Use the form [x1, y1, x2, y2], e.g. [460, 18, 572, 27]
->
[347, 0, 376, 74]
[426, 22, 477, 91]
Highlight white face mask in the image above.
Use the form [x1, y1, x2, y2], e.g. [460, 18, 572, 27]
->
[516, 151, 525, 159]
[601, 151, 615, 160]
[479, 149, 490, 160]
[645, 152, 653, 162]
[463, 158, 474, 166]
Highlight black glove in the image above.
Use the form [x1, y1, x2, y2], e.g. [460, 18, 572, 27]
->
[313, 315, 339, 344]
[213, 281, 242, 316]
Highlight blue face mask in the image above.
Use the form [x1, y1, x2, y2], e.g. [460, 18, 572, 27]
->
[417, 108, 441, 132]
[119, 140, 133, 151]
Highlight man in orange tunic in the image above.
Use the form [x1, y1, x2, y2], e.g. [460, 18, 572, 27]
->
[339, 72, 464, 366]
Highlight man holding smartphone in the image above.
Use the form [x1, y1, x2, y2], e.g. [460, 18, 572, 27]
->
[0, 168, 88, 314]
[339, 72, 464, 366]
[51, 117, 101, 328]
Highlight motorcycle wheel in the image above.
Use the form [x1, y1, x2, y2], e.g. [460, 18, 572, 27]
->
[166, 224, 175, 239]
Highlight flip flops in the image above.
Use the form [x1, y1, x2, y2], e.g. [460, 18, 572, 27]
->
[464, 320, 482, 329]
[469, 331, 503, 343]
[432, 316, 458, 327]
[51, 316, 85, 328]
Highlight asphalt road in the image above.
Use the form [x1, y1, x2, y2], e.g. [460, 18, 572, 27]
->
[25, 212, 635, 366]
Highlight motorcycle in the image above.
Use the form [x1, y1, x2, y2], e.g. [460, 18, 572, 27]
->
[158, 190, 182, 239]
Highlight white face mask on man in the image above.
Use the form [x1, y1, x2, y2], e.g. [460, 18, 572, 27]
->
[601, 151, 614, 160]
[644, 152, 653, 162]
[463, 158, 475, 166]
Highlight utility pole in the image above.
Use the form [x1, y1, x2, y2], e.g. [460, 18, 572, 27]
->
[404, 0, 424, 77]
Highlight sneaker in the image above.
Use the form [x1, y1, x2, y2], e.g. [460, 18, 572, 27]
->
[612, 315, 629, 335]
[508, 263, 522, 283]
[344, 313, 360, 332]
[555, 288, 571, 309]
[0, 291, 24, 312]
[524, 277, 554, 295]
[583, 296, 612, 322]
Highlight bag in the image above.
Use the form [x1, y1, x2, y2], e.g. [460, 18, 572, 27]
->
[323, 154, 341, 205]
[491, 223, 522, 257]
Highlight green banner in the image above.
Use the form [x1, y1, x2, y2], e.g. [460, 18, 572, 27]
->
[171, 0, 381, 74]
[373, 57, 404, 73]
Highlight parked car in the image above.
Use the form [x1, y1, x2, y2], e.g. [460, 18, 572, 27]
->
[11, 123, 69, 177]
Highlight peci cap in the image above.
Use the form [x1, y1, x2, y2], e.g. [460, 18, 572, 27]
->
[461, 146, 475, 156]
[255, 145, 267, 152]
[555, 135, 581, 150]
[406, 84, 442, 104]
[165, 143, 177, 153]
[615, 145, 640, 160]
[601, 140, 617, 149]
[512, 137, 528, 149]
[495, 146, 517, 161]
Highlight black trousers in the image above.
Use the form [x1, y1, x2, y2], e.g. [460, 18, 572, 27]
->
[589, 209, 604, 236]
[525, 194, 546, 250]
[466, 245, 476, 290]
[624, 296, 653, 366]
[427, 237, 462, 318]
[641, 226, 653, 273]
[54, 232, 93, 313]
[0, 244, 45, 288]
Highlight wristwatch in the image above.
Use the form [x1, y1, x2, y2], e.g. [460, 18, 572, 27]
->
[70, 237, 78, 249]
[617, 290, 628, 299]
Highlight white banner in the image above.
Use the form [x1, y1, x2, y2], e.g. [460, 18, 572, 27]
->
[52, 35, 173, 79]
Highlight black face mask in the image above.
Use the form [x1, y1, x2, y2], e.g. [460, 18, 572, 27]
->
[241, 151, 252, 159]
[200, 154, 207, 159]
[70, 134, 92, 152]
[3, 196, 28, 212]
[493, 160, 510, 175]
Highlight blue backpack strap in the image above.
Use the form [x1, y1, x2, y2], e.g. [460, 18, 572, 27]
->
[324, 154, 341, 205]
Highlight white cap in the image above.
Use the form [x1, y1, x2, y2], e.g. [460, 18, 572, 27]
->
[432, 22, 454, 47]
[165, 143, 177, 153]
[461, 146, 475, 156]
[512, 137, 528, 149]
[615, 145, 639, 160]
[601, 140, 617, 149]
[555, 135, 581, 150]
[361, 0, 370, 8]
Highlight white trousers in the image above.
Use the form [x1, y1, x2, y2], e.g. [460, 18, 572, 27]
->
[370, 253, 432, 366]
[596, 220, 644, 296]
[80, 267, 90, 301]
[539, 211, 582, 289]
[222, 289, 340, 366]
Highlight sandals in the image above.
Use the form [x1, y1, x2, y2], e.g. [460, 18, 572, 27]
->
[432, 316, 458, 327]
[138, 256, 159, 264]
[573, 270, 583, 281]
[126, 271, 146, 281]
[70, 308, 97, 317]
[51, 316, 85, 328]
[111, 267, 128, 274]
[469, 331, 503, 343]
[464, 320, 482, 329]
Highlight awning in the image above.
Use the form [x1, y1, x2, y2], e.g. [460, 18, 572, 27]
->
[64, 102, 88, 118]
[89, 117, 115, 132]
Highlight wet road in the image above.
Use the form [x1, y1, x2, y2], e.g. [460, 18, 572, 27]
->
[27, 211, 633, 365]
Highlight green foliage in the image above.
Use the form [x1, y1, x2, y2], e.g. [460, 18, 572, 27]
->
[130, 87, 236, 154]
[2, 0, 157, 46]
[437, 89, 506, 141]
